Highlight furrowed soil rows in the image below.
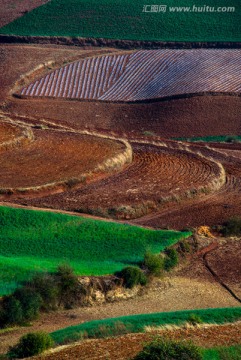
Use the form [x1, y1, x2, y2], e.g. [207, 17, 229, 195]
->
[0, 125, 129, 193]
[24, 143, 223, 219]
[19, 49, 241, 102]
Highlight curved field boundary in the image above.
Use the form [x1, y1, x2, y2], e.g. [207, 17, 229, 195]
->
[25, 141, 226, 220]
[0, 121, 132, 196]
[18, 49, 241, 102]
[0, 116, 34, 152]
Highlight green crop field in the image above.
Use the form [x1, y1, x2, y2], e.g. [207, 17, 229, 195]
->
[0, 0, 240, 42]
[0, 206, 190, 295]
[51, 307, 241, 344]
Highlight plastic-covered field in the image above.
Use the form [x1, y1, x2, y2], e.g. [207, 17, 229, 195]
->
[19, 49, 241, 102]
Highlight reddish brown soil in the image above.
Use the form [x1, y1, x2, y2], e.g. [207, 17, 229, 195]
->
[33, 323, 241, 360]
[206, 240, 241, 299]
[0, 126, 125, 191]
[0, 1, 50, 28]
[22, 143, 222, 219]
[0, 121, 23, 143]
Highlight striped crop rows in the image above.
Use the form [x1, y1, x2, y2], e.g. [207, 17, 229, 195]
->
[20, 54, 130, 99]
[20, 50, 241, 102]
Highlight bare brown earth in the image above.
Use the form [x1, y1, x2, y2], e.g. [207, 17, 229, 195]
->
[206, 239, 241, 299]
[32, 323, 241, 360]
[22, 142, 223, 219]
[0, 126, 127, 192]
[0, 121, 23, 143]
[0, 0, 50, 28]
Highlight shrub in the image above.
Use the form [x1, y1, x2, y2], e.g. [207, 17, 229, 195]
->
[1, 296, 23, 326]
[118, 266, 147, 289]
[222, 217, 241, 236]
[29, 273, 59, 311]
[133, 338, 202, 360]
[8, 332, 54, 358]
[164, 248, 179, 271]
[13, 288, 42, 321]
[143, 252, 164, 276]
[56, 264, 80, 308]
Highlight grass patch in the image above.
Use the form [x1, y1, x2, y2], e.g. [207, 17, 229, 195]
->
[51, 307, 241, 344]
[0, 0, 240, 42]
[203, 345, 241, 360]
[173, 135, 241, 143]
[0, 206, 190, 295]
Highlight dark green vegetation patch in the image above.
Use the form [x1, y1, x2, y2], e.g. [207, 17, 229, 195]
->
[0, 0, 240, 42]
[0, 206, 190, 295]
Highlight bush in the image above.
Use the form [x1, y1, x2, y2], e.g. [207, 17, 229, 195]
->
[222, 217, 241, 236]
[133, 338, 202, 360]
[118, 266, 147, 289]
[164, 248, 179, 271]
[29, 273, 59, 311]
[8, 332, 54, 358]
[143, 252, 164, 276]
[13, 288, 42, 321]
[1, 296, 23, 326]
[56, 264, 80, 308]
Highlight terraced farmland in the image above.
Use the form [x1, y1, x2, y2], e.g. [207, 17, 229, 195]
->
[25, 143, 224, 219]
[19, 50, 241, 102]
[0, 123, 130, 194]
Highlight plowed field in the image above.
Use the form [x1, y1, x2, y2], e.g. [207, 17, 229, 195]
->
[23, 143, 223, 219]
[0, 124, 128, 193]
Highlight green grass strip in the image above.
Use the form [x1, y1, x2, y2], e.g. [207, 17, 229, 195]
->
[173, 135, 241, 143]
[51, 307, 241, 344]
[0, 206, 190, 295]
[0, 0, 240, 42]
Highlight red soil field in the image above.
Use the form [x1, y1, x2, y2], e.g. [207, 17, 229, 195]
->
[0, 0, 50, 28]
[0, 121, 23, 144]
[22, 143, 223, 219]
[206, 240, 241, 299]
[0, 44, 240, 228]
[0, 124, 128, 193]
